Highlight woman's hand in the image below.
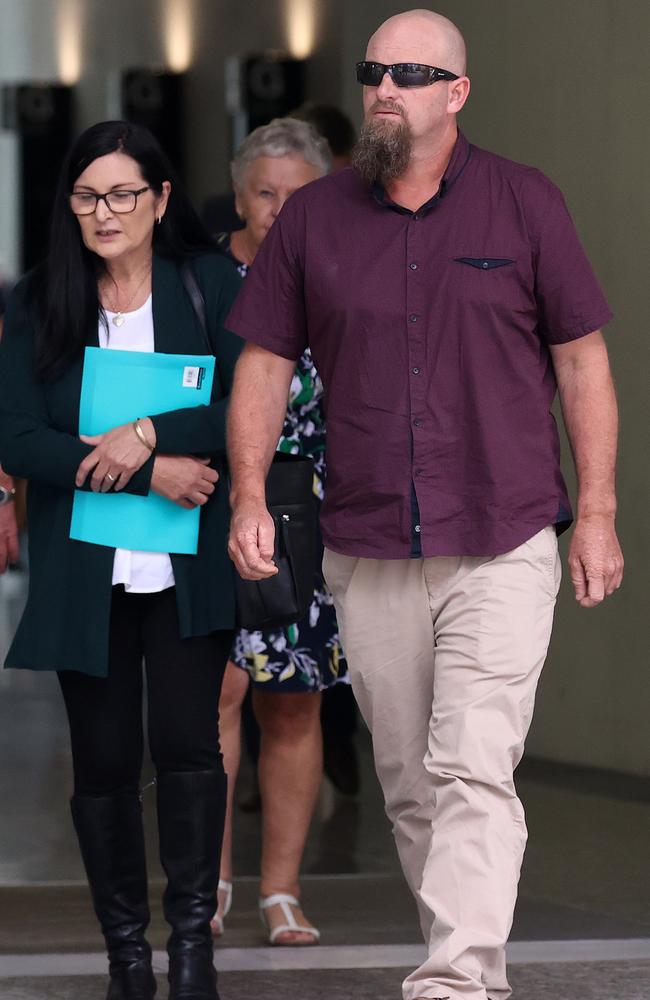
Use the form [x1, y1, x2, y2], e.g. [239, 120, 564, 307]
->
[0, 467, 19, 573]
[0, 503, 20, 574]
[75, 418, 157, 492]
[151, 455, 219, 509]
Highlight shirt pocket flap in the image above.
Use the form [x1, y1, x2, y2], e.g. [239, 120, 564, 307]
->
[453, 257, 515, 270]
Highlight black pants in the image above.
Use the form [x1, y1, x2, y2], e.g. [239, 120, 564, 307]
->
[58, 586, 233, 796]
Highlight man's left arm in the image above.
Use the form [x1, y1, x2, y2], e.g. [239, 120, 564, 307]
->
[550, 330, 624, 608]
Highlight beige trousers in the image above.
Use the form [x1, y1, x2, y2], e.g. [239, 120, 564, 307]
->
[323, 527, 561, 1000]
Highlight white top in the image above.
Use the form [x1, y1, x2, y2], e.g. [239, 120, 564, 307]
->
[99, 296, 175, 593]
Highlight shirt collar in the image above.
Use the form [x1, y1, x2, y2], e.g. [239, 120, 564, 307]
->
[371, 130, 472, 216]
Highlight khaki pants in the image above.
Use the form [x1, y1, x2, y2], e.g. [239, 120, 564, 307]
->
[323, 527, 561, 1000]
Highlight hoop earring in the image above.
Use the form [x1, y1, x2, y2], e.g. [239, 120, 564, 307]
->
[156, 216, 163, 225]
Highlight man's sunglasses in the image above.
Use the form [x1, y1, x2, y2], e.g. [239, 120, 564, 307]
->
[356, 61, 459, 88]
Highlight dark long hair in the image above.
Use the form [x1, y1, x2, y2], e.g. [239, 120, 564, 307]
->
[32, 120, 215, 379]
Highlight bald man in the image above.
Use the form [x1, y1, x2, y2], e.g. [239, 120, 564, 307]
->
[225, 9, 622, 999]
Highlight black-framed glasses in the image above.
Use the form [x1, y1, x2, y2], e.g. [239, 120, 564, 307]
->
[356, 61, 459, 88]
[69, 186, 151, 215]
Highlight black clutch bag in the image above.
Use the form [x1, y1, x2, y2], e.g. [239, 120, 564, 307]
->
[234, 453, 318, 631]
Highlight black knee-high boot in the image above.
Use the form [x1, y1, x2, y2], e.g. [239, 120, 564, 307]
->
[71, 792, 157, 1000]
[157, 769, 226, 1000]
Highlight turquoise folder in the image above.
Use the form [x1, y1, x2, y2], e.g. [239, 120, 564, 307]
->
[70, 347, 215, 554]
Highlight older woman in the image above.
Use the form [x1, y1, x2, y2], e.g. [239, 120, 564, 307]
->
[212, 119, 348, 945]
[0, 121, 243, 1000]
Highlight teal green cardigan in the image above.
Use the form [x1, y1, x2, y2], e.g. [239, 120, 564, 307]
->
[0, 253, 244, 676]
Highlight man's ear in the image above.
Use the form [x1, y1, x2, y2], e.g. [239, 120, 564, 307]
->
[448, 76, 471, 115]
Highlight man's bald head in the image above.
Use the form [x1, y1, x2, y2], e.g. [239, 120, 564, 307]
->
[355, 8, 471, 183]
[367, 9, 467, 77]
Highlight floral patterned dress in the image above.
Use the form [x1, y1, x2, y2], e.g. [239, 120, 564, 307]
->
[217, 234, 348, 693]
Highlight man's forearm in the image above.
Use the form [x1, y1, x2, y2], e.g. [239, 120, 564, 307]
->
[227, 343, 295, 505]
[552, 334, 618, 519]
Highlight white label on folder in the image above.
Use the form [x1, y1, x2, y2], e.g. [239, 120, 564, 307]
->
[183, 366, 204, 389]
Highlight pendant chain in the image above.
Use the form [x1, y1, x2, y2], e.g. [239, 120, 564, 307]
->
[103, 267, 152, 327]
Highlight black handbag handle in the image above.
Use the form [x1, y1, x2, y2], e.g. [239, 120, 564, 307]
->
[180, 260, 228, 400]
[180, 261, 212, 354]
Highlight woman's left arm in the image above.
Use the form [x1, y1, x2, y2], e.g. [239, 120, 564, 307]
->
[0, 313, 20, 571]
[148, 263, 245, 457]
[75, 263, 244, 488]
[0, 289, 154, 494]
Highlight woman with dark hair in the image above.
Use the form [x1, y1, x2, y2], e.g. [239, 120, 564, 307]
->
[0, 121, 243, 1000]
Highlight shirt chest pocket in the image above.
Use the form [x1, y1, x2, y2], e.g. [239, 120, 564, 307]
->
[435, 253, 535, 316]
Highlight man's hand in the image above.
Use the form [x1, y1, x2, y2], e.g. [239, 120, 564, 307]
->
[568, 513, 624, 608]
[150, 455, 218, 509]
[76, 417, 156, 492]
[551, 332, 623, 608]
[228, 499, 278, 580]
[226, 343, 295, 580]
[0, 503, 20, 574]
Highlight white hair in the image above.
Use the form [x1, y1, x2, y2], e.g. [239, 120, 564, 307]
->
[230, 117, 332, 190]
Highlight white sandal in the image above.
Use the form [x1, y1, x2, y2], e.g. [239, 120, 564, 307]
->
[210, 879, 232, 937]
[259, 892, 321, 946]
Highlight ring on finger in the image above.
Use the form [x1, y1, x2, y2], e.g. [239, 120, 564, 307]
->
[106, 472, 116, 482]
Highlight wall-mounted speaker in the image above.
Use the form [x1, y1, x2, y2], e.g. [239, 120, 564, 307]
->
[2, 84, 74, 271]
[121, 69, 186, 178]
[244, 55, 306, 130]
[225, 54, 307, 154]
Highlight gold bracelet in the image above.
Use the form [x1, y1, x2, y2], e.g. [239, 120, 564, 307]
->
[133, 418, 155, 452]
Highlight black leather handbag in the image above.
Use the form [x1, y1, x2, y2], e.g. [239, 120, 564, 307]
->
[235, 452, 318, 630]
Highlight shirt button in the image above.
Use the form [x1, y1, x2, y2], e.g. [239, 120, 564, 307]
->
[412, 367, 420, 375]
[410, 263, 418, 270]
[413, 419, 422, 427]
[415, 524, 421, 533]
[482, 261, 489, 269]
[414, 469, 423, 476]
[409, 314, 418, 323]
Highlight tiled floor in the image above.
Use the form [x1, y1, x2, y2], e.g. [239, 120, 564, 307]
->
[3, 963, 650, 1000]
[1, 567, 649, 999]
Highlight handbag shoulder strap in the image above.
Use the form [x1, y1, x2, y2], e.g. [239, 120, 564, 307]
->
[180, 260, 211, 353]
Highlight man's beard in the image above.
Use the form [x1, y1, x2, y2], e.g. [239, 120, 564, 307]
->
[352, 103, 412, 187]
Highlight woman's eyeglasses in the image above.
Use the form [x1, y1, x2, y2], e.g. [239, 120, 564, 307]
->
[69, 187, 151, 215]
[356, 61, 459, 88]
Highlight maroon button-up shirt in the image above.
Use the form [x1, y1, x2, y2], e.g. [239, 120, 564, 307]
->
[226, 132, 613, 558]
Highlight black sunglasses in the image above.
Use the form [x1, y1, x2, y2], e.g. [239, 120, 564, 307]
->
[356, 61, 459, 88]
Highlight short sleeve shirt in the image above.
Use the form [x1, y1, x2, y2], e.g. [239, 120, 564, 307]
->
[226, 132, 613, 558]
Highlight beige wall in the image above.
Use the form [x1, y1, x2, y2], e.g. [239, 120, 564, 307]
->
[0, 0, 647, 773]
